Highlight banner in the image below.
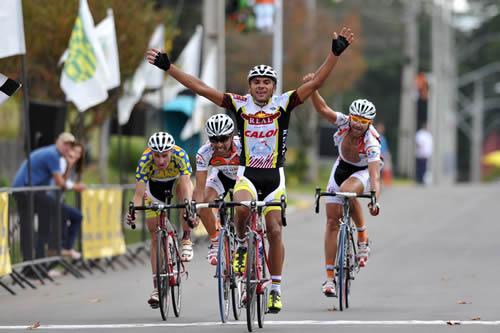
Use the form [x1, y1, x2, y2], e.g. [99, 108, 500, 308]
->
[81, 189, 126, 260]
[0, 0, 26, 59]
[60, 0, 111, 112]
[142, 25, 203, 110]
[117, 24, 165, 125]
[181, 45, 217, 140]
[94, 9, 120, 90]
[0, 193, 12, 277]
[0, 73, 22, 106]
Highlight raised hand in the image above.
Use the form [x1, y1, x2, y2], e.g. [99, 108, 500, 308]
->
[146, 48, 171, 71]
[331, 27, 355, 56]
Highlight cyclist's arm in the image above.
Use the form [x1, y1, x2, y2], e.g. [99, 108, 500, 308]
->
[311, 90, 338, 124]
[147, 48, 225, 106]
[176, 174, 193, 202]
[368, 161, 381, 202]
[193, 171, 208, 203]
[132, 181, 146, 207]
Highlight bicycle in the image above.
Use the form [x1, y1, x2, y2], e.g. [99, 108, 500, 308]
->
[190, 195, 286, 331]
[190, 190, 242, 323]
[314, 188, 376, 311]
[128, 191, 189, 321]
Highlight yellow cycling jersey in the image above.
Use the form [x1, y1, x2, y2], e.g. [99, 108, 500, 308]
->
[135, 145, 192, 183]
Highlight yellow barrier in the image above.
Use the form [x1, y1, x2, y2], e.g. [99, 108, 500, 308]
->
[81, 189, 126, 260]
[0, 193, 12, 277]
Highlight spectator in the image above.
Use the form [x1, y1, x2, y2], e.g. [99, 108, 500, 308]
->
[12, 132, 75, 266]
[54, 142, 86, 260]
[415, 123, 433, 185]
[375, 122, 393, 187]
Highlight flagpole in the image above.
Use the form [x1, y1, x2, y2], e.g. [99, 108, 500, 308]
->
[20, 53, 35, 260]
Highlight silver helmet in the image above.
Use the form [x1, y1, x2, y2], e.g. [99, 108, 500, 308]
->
[349, 99, 376, 120]
[247, 64, 277, 83]
[148, 132, 175, 153]
[205, 114, 234, 137]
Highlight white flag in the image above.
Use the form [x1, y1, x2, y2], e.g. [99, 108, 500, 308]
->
[181, 46, 217, 140]
[117, 24, 165, 125]
[142, 25, 203, 108]
[95, 9, 120, 90]
[60, 0, 111, 112]
[0, 73, 22, 105]
[0, 0, 26, 59]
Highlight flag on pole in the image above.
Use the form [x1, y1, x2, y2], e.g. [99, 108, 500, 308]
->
[0, 73, 21, 105]
[59, 8, 120, 90]
[0, 0, 26, 59]
[181, 46, 217, 140]
[60, 0, 111, 112]
[142, 25, 203, 108]
[95, 9, 120, 90]
[117, 24, 165, 125]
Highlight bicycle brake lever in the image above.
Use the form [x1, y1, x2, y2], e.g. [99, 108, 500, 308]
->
[128, 202, 136, 229]
[315, 188, 321, 214]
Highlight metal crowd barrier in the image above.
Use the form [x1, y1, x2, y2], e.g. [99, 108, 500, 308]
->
[0, 184, 152, 295]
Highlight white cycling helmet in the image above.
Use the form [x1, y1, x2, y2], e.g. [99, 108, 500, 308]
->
[349, 99, 376, 120]
[248, 64, 277, 83]
[148, 132, 175, 153]
[205, 114, 234, 137]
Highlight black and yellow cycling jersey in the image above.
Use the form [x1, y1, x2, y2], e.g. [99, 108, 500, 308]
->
[135, 145, 192, 183]
[220, 91, 302, 169]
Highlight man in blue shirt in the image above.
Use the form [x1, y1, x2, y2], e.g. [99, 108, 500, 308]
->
[13, 132, 75, 262]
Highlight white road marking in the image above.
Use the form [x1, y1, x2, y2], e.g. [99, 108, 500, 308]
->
[1, 320, 499, 329]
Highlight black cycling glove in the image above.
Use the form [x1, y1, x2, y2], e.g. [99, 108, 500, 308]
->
[331, 35, 350, 56]
[153, 52, 171, 71]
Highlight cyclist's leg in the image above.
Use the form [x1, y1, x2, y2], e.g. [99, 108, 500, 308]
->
[261, 168, 286, 312]
[340, 174, 370, 265]
[200, 183, 221, 265]
[232, 167, 257, 272]
[175, 175, 195, 261]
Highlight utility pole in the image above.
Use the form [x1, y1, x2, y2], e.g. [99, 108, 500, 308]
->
[202, 0, 225, 142]
[272, 0, 283, 94]
[397, 0, 419, 179]
[429, 0, 457, 185]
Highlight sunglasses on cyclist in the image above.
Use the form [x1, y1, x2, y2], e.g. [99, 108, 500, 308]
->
[350, 115, 372, 125]
[209, 135, 231, 143]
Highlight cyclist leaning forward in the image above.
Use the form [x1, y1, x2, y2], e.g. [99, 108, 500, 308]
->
[147, 27, 354, 313]
[193, 113, 242, 265]
[126, 132, 196, 307]
[303, 73, 381, 298]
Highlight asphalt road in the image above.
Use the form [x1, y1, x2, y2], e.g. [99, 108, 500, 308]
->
[1, 184, 499, 332]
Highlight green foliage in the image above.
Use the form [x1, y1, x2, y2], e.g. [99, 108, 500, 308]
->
[108, 135, 146, 180]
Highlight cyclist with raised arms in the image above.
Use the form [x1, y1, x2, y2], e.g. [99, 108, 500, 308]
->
[147, 27, 354, 313]
[303, 73, 381, 298]
[194, 113, 241, 265]
[125, 132, 196, 308]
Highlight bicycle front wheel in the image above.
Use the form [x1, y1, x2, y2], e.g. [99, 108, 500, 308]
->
[256, 237, 268, 328]
[217, 228, 231, 323]
[246, 232, 257, 332]
[336, 225, 348, 311]
[170, 235, 182, 317]
[156, 231, 170, 321]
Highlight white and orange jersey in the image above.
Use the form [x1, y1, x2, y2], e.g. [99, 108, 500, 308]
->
[196, 136, 242, 180]
[220, 91, 303, 168]
[333, 112, 382, 167]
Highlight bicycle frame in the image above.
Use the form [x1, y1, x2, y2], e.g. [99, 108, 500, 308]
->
[314, 188, 375, 311]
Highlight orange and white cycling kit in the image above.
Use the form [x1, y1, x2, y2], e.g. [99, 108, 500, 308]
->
[220, 91, 303, 214]
[325, 112, 382, 205]
[196, 136, 241, 197]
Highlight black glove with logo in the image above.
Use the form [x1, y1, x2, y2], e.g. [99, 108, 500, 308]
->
[153, 52, 171, 71]
[331, 35, 350, 56]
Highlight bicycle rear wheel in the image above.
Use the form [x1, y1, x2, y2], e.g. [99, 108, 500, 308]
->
[336, 225, 347, 311]
[246, 232, 257, 332]
[217, 229, 231, 322]
[157, 231, 170, 320]
[170, 235, 182, 317]
[256, 237, 268, 328]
